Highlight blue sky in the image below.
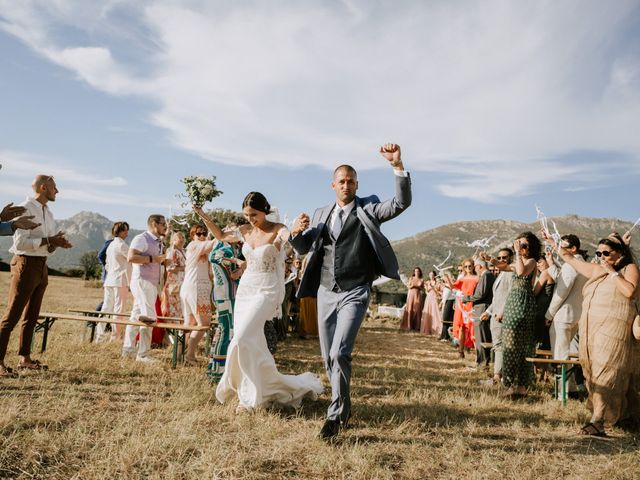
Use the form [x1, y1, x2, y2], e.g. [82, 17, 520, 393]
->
[1, 1, 639, 240]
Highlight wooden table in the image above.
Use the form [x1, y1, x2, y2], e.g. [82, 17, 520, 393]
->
[68, 309, 217, 357]
[37, 312, 209, 369]
[526, 357, 582, 406]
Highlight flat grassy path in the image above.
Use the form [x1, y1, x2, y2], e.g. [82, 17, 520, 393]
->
[0, 274, 639, 479]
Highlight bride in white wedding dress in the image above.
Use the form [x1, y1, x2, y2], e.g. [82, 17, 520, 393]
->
[193, 192, 323, 412]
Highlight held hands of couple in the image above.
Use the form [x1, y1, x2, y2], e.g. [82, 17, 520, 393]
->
[291, 213, 310, 237]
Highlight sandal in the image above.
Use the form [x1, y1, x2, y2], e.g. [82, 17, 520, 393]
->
[16, 359, 48, 371]
[0, 366, 18, 378]
[579, 422, 606, 437]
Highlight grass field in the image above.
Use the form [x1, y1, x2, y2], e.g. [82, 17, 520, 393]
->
[0, 272, 639, 479]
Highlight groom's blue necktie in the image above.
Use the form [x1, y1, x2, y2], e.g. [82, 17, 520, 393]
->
[332, 208, 344, 240]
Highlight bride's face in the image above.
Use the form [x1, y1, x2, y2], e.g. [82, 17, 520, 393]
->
[243, 206, 266, 228]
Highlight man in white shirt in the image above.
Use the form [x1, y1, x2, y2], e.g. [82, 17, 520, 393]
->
[98, 221, 131, 342]
[122, 215, 167, 362]
[0, 175, 72, 377]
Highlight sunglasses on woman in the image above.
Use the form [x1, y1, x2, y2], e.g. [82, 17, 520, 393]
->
[195, 232, 207, 237]
[595, 250, 613, 257]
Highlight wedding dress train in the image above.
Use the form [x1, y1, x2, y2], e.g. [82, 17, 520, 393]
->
[215, 232, 323, 409]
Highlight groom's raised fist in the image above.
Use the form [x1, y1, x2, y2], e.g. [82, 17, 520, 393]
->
[292, 213, 310, 237]
[379, 143, 403, 170]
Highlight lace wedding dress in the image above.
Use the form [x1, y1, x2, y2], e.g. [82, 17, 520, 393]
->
[215, 229, 323, 409]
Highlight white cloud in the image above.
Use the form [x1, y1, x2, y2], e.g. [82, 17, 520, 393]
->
[1, 0, 639, 201]
[0, 150, 168, 211]
[0, 150, 128, 187]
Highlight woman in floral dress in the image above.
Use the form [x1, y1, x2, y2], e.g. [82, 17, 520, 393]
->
[161, 231, 186, 318]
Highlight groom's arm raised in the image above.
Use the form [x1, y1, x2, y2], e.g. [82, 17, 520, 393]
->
[370, 143, 412, 222]
[290, 212, 314, 255]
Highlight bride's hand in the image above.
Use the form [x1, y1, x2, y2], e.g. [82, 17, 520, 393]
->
[193, 205, 204, 216]
[292, 213, 310, 236]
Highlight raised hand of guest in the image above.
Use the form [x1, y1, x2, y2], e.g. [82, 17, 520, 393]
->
[0, 202, 27, 222]
[12, 215, 40, 231]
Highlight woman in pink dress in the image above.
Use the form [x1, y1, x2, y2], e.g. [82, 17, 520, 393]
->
[400, 267, 424, 331]
[420, 271, 443, 335]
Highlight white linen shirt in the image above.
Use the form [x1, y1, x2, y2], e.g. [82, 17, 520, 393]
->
[104, 237, 131, 287]
[9, 197, 57, 257]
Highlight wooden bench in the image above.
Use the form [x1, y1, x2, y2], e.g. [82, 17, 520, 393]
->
[37, 312, 209, 369]
[68, 308, 217, 355]
[526, 357, 582, 406]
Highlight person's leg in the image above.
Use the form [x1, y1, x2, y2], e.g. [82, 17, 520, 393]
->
[317, 285, 339, 384]
[481, 318, 492, 366]
[17, 260, 48, 363]
[0, 257, 38, 367]
[136, 280, 157, 359]
[326, 285, 369, 423]
[97, 286, 115, 342]
[490, 315, 503, 382]
[123, 280, 143, 358]
[474, 318, 484, 366]
[111, 286, 128, 341]
[209, 299, 232, 380]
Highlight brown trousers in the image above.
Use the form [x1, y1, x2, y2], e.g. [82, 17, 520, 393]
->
[0, 255, 48, 361]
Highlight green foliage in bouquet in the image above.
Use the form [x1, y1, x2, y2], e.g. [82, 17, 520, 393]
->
[178, 176, 223, 208]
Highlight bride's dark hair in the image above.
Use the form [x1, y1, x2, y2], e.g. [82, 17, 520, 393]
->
[242, 192, 271, 214]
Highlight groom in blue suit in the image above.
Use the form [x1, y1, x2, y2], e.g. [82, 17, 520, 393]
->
[291, 144, 411, 440]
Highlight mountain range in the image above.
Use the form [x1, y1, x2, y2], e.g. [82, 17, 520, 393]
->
[0, 212, 634, 275]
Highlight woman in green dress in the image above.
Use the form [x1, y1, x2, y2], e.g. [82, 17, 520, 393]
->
[489, 232, 541, 399]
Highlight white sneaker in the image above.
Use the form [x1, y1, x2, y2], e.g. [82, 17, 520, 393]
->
[121, 350, 136, 359]
[135, 355, 159, 364]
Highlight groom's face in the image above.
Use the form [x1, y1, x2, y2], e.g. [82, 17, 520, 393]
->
[332, 168, 358, 206]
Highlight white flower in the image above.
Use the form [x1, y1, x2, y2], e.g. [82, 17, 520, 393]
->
[179, 175, 222, 207]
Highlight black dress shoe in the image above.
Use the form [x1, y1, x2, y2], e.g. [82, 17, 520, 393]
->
[319, 419, 340, 441]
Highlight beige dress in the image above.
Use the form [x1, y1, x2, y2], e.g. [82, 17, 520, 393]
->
[579, 268, 640, 427]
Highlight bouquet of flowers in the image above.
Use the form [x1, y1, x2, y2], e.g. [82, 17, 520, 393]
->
[178, 176, 222, 208]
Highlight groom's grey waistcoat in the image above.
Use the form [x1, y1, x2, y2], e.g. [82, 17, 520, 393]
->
[320, 209, 378, 292]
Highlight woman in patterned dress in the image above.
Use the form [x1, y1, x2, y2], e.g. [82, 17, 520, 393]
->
[552, 232, 639, 436]
[400, 267, 425, 331]
[180, 225, 216, 364]
[491, 232, 541, 399]
[161, 231, 186, 318]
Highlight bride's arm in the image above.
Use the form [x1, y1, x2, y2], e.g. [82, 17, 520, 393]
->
[193, 206, 239, 243]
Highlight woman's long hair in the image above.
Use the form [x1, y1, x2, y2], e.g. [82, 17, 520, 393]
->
[516, 231, 542, 261]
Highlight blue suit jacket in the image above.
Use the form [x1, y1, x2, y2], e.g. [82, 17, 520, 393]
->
[290, 173, 411, 297]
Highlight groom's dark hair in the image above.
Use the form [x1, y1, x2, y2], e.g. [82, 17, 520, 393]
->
[333, 165, 357, 178]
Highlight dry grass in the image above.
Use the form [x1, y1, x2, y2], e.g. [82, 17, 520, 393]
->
[0, 272, 639, 479]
